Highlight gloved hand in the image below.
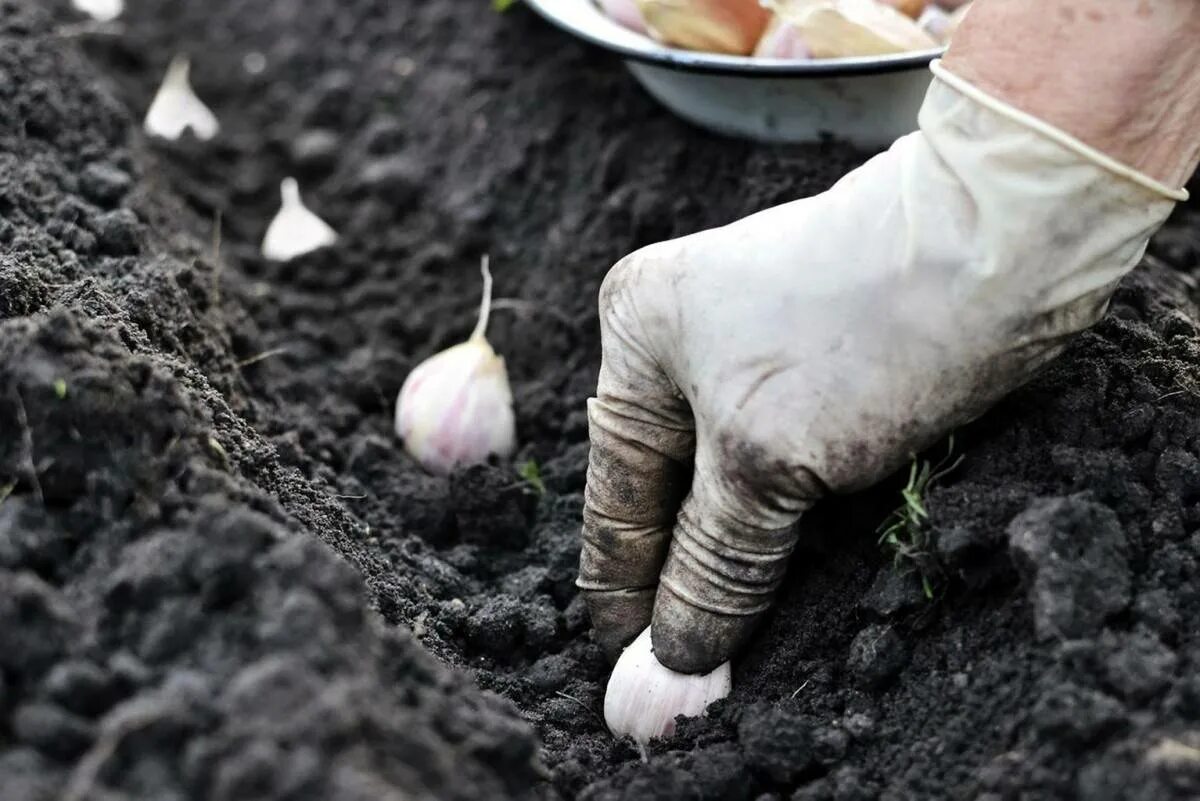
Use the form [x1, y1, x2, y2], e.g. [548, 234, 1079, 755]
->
[578, 61, 1187, 674]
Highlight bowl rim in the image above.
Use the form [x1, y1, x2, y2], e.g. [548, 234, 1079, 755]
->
[524, 0, 946, 77]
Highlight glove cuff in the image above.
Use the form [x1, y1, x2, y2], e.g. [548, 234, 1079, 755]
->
[930, 59, 1189, 203]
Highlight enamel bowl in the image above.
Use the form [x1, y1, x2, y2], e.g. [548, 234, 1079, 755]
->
[524, 0, 945, 148]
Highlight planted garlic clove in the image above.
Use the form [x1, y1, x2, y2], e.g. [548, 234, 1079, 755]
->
[261, 178, 338, 262]
[754, 14, 811, 59]
[604, 627, 731, 744]
[395, 257, 517, 475]
[635, 0, 769, 56]
[73, 0, 123, 21]
[763, 0, 938, 59]
[144, 56, 220, 142]
[598, 0, 648, 34]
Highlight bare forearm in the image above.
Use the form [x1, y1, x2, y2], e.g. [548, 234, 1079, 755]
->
[943, 0, 1200, 187]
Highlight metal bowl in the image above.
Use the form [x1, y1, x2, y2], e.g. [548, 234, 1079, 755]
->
[524, 0, 945, 147]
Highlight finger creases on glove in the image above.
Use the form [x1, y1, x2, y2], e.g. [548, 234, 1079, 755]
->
[579, 396, 694, 660]
[649, 516, 799, 672]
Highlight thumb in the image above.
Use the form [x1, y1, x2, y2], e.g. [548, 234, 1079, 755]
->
[651, 440, 821, 674]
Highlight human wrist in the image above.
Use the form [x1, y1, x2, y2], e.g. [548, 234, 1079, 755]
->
[942, 0, 1200, 188]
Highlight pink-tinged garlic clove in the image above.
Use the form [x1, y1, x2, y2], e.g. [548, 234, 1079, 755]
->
[762, 0, 939, 59]
[598, 0, 649, 35]
[635, 0, 770, 56]
[604, 627, 732, 745]
[73, 0, 123, 21]
[395, 258, 517, 475]
[754, 14, 812, 60]
[144, 56, 220, 142]
[919, 1, 969, 41]
[916, 4, 951, 41]
[261, 178, 338, 262]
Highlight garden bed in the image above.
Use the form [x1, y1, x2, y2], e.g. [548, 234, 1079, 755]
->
[2, 0, 1200, 798]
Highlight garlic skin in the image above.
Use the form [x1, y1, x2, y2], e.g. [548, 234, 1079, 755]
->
[754, 14, 811, 59]
[261, 178, 338, 262]
[144, 56, 220, 142]
[763, 0, 939, 59]
[599, 0, 649, 34]
[635, 0, 769, 56]
[604, 627, 732, 744]
[395, 258, 517, 475]
[72, 0, 123, 21]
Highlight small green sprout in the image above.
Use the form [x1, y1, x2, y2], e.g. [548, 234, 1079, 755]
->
[517, 459, 546, 496]
[492, 0, 519, 11]
[877, 435, 963, 600]
[53, 378, 67, 400]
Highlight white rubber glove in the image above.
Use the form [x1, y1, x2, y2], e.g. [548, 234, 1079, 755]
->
[579, 61, 1186, 674]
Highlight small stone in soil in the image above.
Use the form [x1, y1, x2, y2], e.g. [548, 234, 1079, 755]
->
[91, 208, 141, 256]
[846, 625, 909, 690]
[1007, 494, 1131, 640]
[79, 162, 132, 206]
[859, 568, 926, 619]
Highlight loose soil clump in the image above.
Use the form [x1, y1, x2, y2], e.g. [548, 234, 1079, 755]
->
[3, 1, 1200, 799]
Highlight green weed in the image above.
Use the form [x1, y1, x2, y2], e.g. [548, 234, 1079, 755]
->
[876, 436, 962, 599]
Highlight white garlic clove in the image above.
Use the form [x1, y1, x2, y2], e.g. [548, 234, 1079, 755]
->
[395, 258, 517, 475]
[754, 14, 812, 59]
[260, 178, 338, 262]
[144, 56, 220, 142]
[915, 4, 952, 41]
[604, 627, 732, 744]
[763, 0, 939, 59]
[598, 0, 649, 34]
[72, 0, 124, 21]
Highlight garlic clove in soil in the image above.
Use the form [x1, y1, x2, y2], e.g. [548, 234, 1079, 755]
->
[394, 257, 517, 475]
[260, 178, 339, 262]
[599, 0, 649, 34]
[604, 627, 732, 744]
[763, 0, 939, 59]
[72, 0, 124, 22]
[144, 56, 220, 142]
[635, 0, 769, 56]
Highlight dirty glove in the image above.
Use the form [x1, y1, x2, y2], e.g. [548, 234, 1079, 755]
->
[578, 62, 1186, 674]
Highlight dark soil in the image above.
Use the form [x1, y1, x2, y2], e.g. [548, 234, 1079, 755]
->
[3, 0, 1200, 798]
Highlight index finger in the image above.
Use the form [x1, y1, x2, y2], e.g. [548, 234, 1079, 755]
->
[577, 257, 694, 660]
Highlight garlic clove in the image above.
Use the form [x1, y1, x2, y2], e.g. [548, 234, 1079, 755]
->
[754, 14, 811, 60]
[604, 627, 732, 744]
[395, 258, 517, 475]
[917, 1, 969, 41]
[72, 0, 123, 22]
[598, 0, 649, 34]
[144, 56, 220, 142]
[635, 0, 769, 56]
[763, 0, 939, 59]
[261, 178, 338, 262]
[915, 4, 951, 41]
